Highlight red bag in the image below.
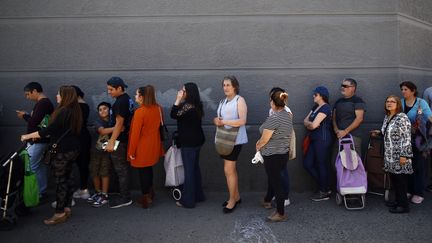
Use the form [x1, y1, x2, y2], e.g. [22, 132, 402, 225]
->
[303, 135, 311, 155]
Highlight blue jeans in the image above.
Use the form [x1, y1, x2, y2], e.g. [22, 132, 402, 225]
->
[179, 146, 205, 208]
[303, 138, 332, 192]
[27, 142, 49, 196]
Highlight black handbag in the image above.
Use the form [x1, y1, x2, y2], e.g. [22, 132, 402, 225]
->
[159, 107, 169, 142]
[42, 129, 70, 165]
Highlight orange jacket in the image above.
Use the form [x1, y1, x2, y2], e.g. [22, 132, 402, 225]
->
[127, 104, 164, 168]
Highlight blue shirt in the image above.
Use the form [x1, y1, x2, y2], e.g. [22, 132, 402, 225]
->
[309, 104, 332, 141]
[401, 98, 432, 124]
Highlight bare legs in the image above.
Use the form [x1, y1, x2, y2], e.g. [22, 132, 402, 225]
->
[224, 159, 240, 209]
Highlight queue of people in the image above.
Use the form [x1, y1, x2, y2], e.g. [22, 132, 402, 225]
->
[16, 77, 432, 225]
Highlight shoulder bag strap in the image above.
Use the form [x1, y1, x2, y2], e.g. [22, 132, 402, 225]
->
[159, 106, 164, 125]
[51, 128, 71, 149]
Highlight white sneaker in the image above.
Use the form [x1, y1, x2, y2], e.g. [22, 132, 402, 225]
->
[271, 197, 291, 207]
[51, 199, 76, 208]
[73, 189, 90, 200]
[411, 195, 424, 204]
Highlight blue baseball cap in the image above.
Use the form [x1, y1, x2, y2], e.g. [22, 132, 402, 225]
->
[312, 86, 329, 99]
[107, 77, 128, 88]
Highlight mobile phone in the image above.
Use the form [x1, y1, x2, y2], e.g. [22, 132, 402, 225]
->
[102, 140, 120, 151]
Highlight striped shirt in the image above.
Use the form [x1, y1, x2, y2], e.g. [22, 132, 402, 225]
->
[259, 110, 293, 156]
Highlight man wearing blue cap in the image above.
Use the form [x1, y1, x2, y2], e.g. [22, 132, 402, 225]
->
[106, 77, 134, 208]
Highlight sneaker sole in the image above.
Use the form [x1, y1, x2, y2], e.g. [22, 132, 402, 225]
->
[92, 202, 108, 208]
[109, 200, 133, 209]
[311, 197, 330, 202]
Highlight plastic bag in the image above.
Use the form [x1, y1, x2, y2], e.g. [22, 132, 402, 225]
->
[21, 150, 39, 207]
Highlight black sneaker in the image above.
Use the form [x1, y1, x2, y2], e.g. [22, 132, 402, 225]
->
[311, 191, 330, 202]
[109, 197, 133, 209]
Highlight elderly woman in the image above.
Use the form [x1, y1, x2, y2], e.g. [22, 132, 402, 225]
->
[256, 90, 293, 222]
[400, 81, 432, 204]
[21, 86, 82, 225]
[214, 76, 248, 214]
[373, 95, 413, 213]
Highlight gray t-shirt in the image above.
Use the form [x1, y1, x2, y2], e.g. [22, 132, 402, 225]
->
[333, 95, 367, 137]
[259, 110, 293, 156]
[94, 118, 110, 150]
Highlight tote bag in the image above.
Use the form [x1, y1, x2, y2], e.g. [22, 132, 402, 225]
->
[21, 150, 39, 207]
[215, 97, 240, 156]
[164, 145, 184, 187]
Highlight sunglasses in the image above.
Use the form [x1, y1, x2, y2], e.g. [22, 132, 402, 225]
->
[385, 100, 397, 104]
[341, 84, 353, 88]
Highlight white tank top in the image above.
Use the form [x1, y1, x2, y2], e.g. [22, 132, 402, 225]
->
[216, 95, 248, 145]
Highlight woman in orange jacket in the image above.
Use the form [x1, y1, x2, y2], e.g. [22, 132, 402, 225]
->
[128, 85, 164, 208]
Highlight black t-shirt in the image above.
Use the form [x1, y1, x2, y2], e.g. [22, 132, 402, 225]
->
[23, 97, 54, 143]
[333, 95, 366, 137]
[111, 93, 134, 143]
[79, 102, 91, 148]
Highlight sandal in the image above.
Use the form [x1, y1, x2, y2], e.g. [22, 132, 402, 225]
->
[44, 213, 68, 225]
[64, 208, 72, 218]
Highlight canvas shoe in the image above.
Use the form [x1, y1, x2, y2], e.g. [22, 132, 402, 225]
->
[51, 199, 75, 209]
[92, 194, 109, 208]
[311, 191, 330, 202]
[73, 189, 90, 200]
[87, 192, 101, 203]
[109, 197, 133, 209]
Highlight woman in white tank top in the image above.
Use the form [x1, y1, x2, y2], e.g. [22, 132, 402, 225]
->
[213, 76, 248, 214]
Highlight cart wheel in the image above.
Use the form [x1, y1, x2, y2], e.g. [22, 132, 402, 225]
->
[384, 190, 390, 202]
[335, 193, 342, 205]
[172, 188, 182, 201]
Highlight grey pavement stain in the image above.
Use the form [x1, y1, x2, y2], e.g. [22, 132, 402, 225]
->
[230, 215, 278, 243]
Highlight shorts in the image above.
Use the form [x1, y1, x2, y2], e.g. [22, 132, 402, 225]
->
[89, 150, 111, 177]
[220, 145, 243, 161]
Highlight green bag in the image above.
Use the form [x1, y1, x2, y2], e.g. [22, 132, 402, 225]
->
[21, 150, 40, 207]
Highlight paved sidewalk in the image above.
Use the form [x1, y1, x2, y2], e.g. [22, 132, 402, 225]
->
[1, 191, 431, 242]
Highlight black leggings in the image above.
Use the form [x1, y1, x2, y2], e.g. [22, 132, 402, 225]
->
[138, 167, 153, 195]
[263, 153, 289, 215]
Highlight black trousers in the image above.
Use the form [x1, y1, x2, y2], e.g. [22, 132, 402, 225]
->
[390, 173, 409, 208]
[263, 153, 289, 215]
[138, 167, 153, 195]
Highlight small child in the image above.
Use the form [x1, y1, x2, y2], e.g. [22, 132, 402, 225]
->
[88, 102, 114, 207]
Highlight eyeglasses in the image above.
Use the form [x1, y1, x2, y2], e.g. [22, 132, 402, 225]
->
[341, 84, 353, 88]
[385, 100, 397, 104]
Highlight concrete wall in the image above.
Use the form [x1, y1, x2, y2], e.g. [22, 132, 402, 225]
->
[1, 0, 431, 192]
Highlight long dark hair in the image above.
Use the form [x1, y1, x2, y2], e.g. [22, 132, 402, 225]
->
[137, 85, 157, 106]
[184, 82, 204, 118]
[50, 86, 83, 135]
